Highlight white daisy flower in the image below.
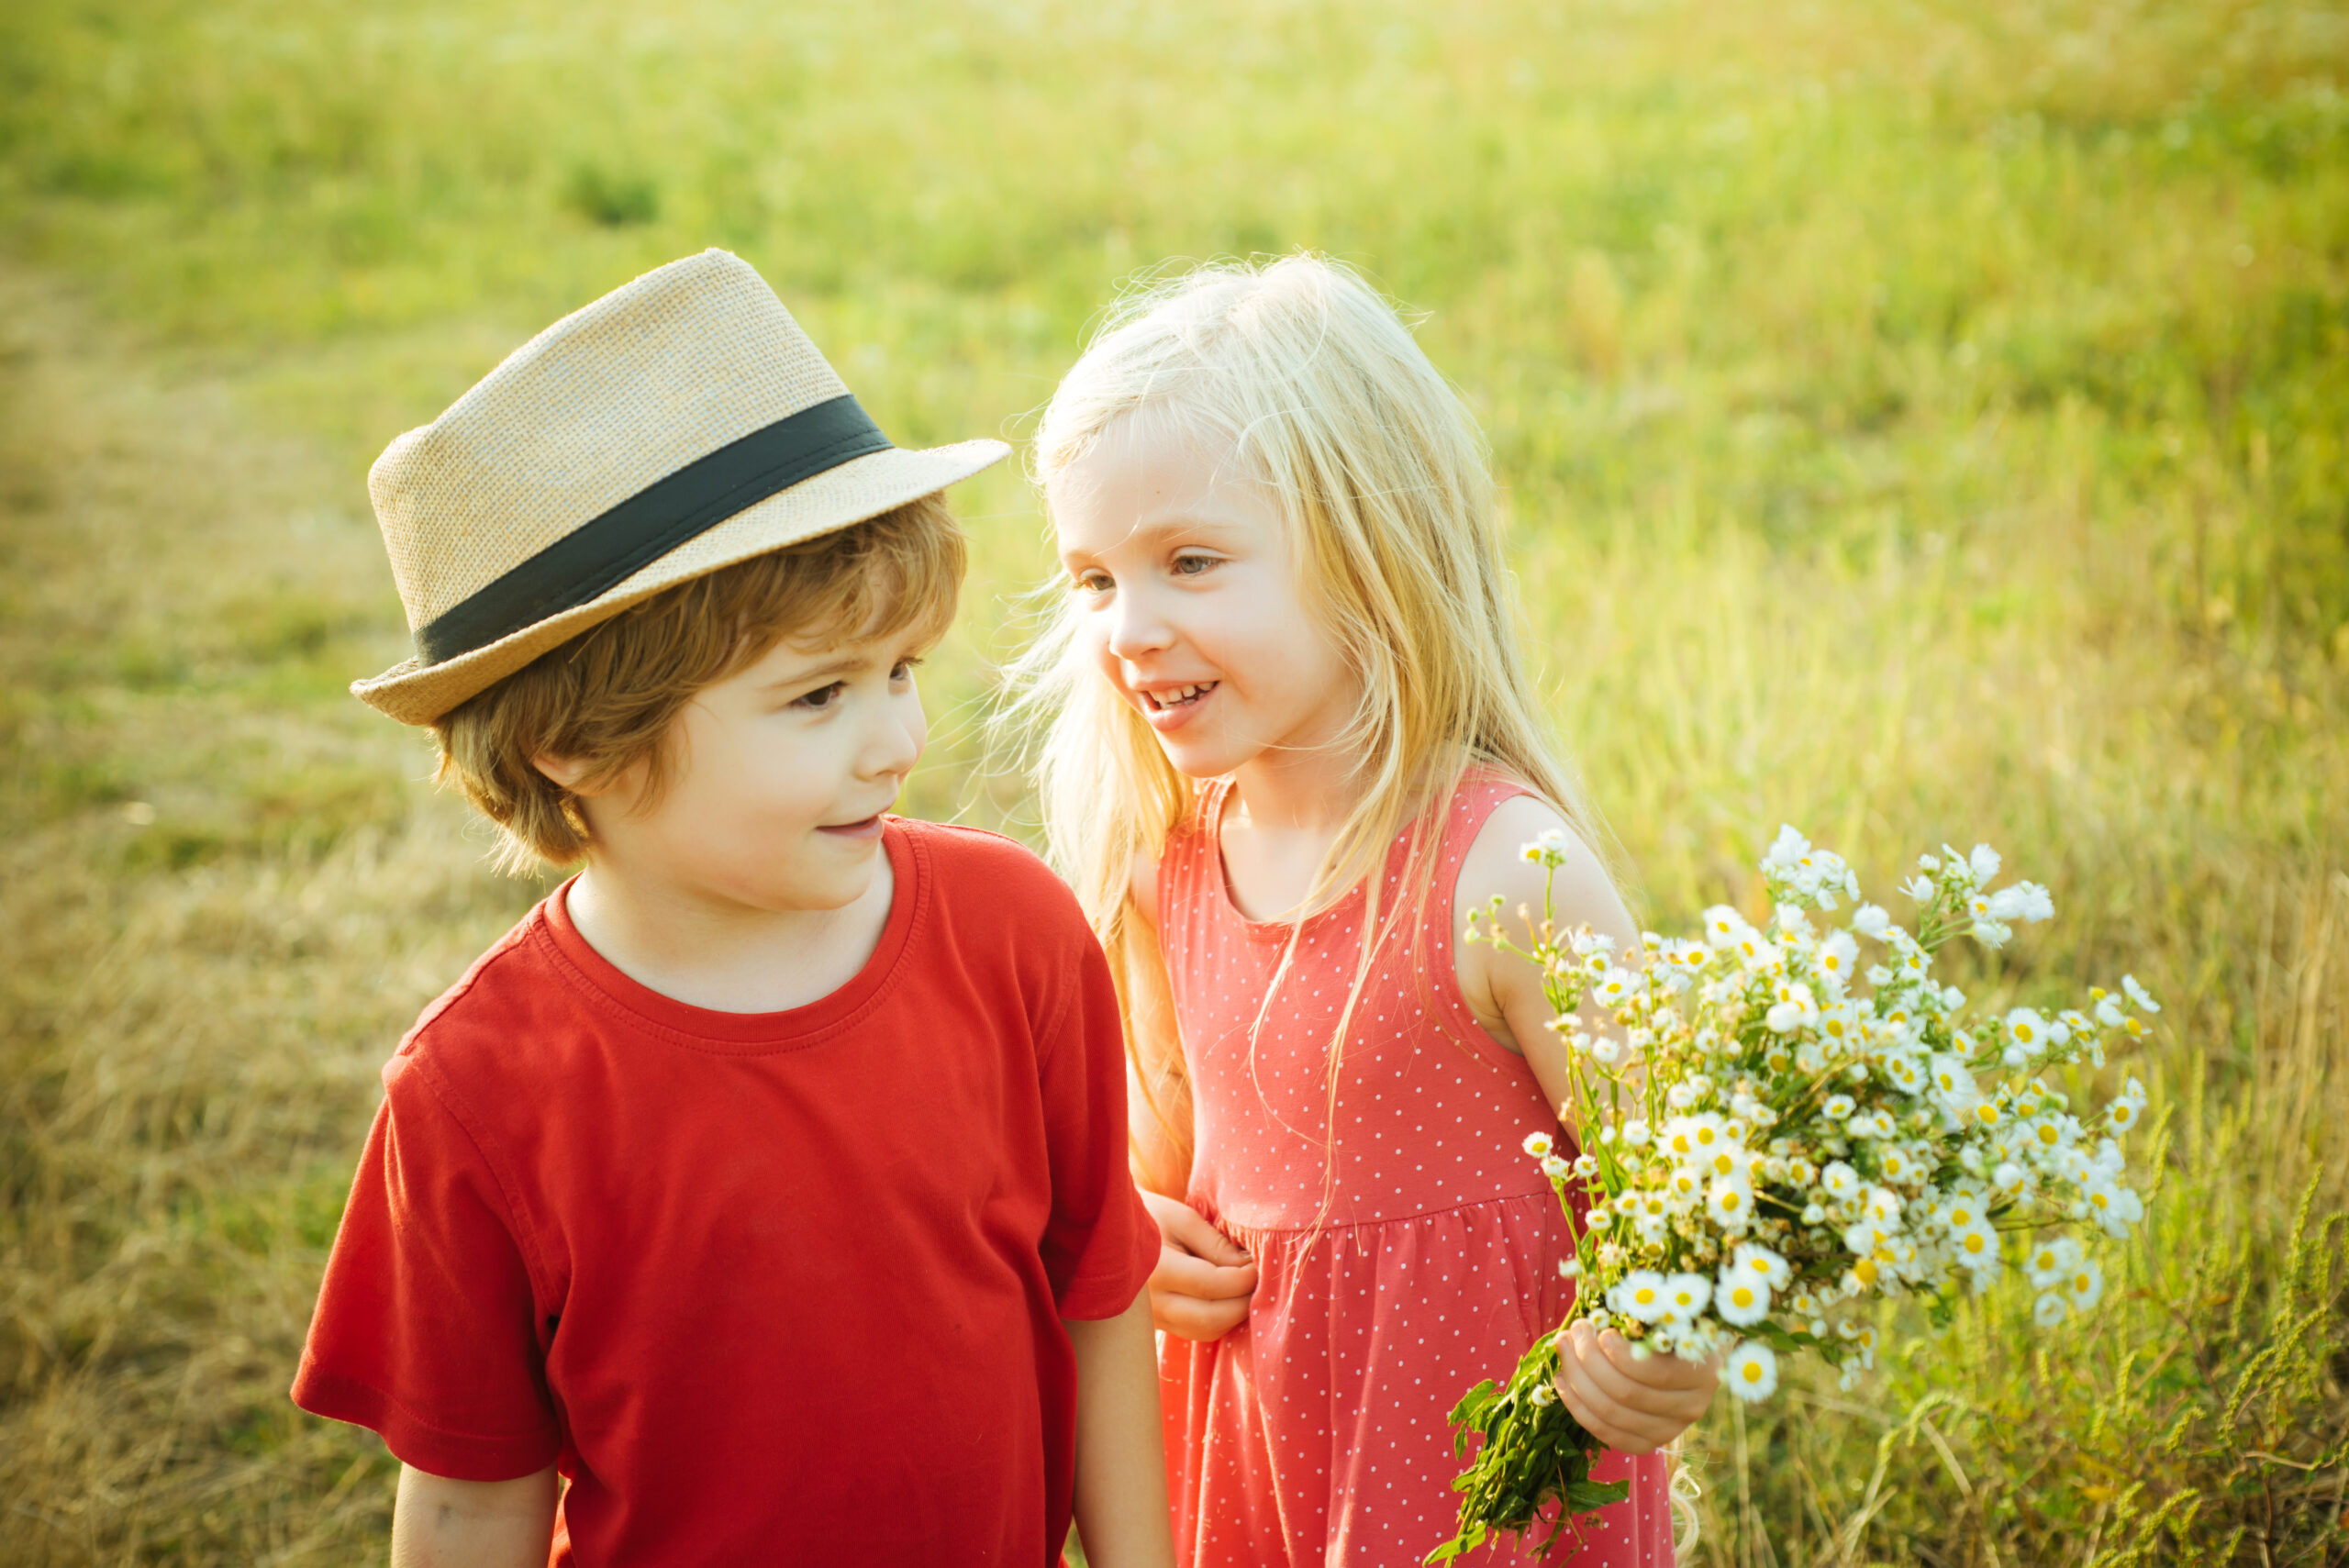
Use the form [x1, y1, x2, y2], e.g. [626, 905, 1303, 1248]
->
[1661, 1273, 1712, 1322]
[1843, 1218, 1891, 1258]
[1731, 1242, 1793, 1289]
[1662, 1115, 1725, 1161]
[1708, 1174, 1757, 1229]
[1611, 1270, 1671, 1323]
[1987, 882, 2054, 924]
[2024, 1234, 2082, 1289]
[1852, 903, 1891, 940]
[1715, 1270, 1771, 1326]
[2121, 974, 2162, 1013]
[2084, 1180, 2144, 1238]
[1522, 1131, 1555, 1158]
[2033, 1291, 2070, 1328]
[1816, 930, 1860, 983]
[1937, 1194, 1986, 1233]
[1724, 1340, 1779, 1401]
[2005, 1007, 2049, 1055]
[1820, 1161, 1861, 1199]
[2066, 1257, 2105, 1311]
[1952, 1223, 2001, 1269]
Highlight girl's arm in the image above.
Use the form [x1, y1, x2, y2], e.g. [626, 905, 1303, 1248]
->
[1454, 793, 1640, 1118]
[1455, 795, 1720, 1454]
[390, 1463, 557, 1568]
[1127, 848, 1259, 1341]
[1064, 1292, 1177, 1568]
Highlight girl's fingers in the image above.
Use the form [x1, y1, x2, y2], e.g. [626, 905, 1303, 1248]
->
[1153, 1284, 1252, 1341]
[1553, 1325, 1695, 1452]
[1152, 1245, 1258, 1301]
[1141, 1191, 1254, 1268]
[1595, 1329, 1719, 1395]
[1553, 1360, 1664, 1454]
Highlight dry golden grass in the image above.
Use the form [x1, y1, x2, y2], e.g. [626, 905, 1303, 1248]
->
[0, 269, 543, 1560]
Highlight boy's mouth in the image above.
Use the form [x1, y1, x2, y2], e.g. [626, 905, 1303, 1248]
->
[818, 814, 885, 840]
[1140, 681, 1219, 713]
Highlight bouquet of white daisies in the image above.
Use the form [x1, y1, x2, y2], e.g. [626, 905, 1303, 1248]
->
[1429, 828, 2156, 1563]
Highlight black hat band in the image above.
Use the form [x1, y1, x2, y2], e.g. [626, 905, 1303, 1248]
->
[414, 394, 893, 669]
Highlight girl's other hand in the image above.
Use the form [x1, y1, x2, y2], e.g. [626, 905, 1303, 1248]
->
[1552, 1321, 1719, 1454]
[1141, 1191, 1257, 1341]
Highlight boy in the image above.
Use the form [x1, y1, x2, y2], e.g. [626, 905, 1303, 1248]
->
[293, 250, 1173, 1568]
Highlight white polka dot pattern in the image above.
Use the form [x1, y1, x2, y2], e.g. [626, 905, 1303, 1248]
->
[1155, 773, 1672, 1567]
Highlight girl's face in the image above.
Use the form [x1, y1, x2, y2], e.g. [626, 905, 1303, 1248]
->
[1050, 407, 1361, 784]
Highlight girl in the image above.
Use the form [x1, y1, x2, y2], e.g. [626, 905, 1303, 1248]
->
[1012, 255, 1717, 1567]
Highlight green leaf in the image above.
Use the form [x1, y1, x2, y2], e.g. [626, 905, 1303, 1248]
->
[1564, 1478, 1632, 1511]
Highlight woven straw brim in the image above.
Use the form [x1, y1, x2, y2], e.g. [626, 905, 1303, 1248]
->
[351, 437, 1006, 726]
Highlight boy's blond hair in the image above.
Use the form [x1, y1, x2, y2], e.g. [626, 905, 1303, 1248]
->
[436, 493, 964, 874]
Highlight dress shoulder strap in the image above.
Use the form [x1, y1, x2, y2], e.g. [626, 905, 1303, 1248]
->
[1432, 767, 1536, 872]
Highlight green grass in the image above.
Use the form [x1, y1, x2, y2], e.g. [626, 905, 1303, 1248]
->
[1, 0, 2345, 1562]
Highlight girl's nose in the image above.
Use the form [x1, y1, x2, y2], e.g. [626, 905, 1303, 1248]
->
[1106, 587, 1175, 662]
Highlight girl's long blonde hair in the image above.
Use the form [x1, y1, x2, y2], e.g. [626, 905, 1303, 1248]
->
[1007, 254, 1618, 1194]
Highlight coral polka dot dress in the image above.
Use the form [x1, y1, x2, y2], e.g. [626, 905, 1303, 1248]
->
[1155, 773, 1672, 1568]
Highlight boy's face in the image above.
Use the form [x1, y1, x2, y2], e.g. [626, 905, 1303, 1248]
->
[563, 631, 930, 916]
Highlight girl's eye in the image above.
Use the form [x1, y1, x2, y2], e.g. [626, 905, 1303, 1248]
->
[1072, 570, 1113, 595]
[794, 681, 846, 710]
[1170, 552, 1219, 578]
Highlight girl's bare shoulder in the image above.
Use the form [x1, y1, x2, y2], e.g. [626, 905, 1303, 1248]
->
[1457, 793, 1633, 947]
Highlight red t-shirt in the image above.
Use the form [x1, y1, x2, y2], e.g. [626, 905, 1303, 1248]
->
[292, 818, 1157, 1566]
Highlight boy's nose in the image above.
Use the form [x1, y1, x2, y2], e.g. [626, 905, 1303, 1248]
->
[858, 698, 926, 781]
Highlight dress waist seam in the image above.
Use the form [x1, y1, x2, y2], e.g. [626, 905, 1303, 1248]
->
[1204, 1185, 1564, 1237]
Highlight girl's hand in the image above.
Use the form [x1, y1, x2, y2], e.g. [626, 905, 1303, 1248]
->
[1552, 1321, 1719, 1454]
[1141, 1191, 1257, 1341]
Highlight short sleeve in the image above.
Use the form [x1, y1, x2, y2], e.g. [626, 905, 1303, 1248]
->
[1036, 927, 1162, 1320]
[291, 1054, 562, 1480]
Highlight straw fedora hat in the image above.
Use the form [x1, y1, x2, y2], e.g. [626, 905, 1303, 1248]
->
[352, 250, 1007, 726]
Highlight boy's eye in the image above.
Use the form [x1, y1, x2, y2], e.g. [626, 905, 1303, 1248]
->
[890, 657, 922, 683]
[794, 681, 846, 710]
[1072, 569, 1112, 595]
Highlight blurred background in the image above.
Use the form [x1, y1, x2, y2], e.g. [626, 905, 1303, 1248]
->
[1, 0, 2344, 1562]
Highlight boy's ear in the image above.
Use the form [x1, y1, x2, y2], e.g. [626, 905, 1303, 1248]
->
[533, 751, 599, 794]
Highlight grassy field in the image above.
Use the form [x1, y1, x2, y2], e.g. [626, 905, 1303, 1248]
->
[2, 0, 2346, 1562]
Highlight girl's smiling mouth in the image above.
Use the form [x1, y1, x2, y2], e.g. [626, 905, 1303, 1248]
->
[1140, 681, 1219, 713]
